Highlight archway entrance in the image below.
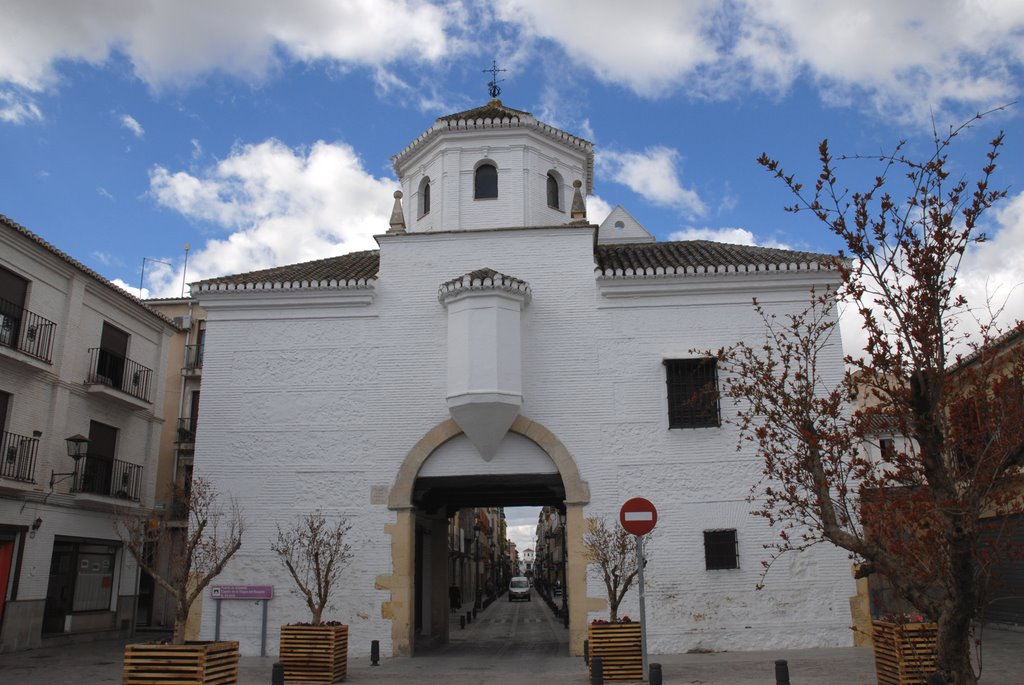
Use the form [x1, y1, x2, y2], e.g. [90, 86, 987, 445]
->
[381, 416, 590, 657]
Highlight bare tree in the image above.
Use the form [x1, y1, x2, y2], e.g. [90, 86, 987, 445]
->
[271, 511, 353, 625]
[709, 111, 1021, 685]
[116, 477, 244, 644]
[582, 517, 643, 622]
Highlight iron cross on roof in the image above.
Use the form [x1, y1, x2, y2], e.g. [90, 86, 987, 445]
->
[483, 60, 506, 99]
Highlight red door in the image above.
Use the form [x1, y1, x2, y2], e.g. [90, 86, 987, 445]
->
[0, 539, 14, 622]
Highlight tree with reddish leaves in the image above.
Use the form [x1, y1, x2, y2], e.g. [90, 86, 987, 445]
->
[712, 111, 1022, 685]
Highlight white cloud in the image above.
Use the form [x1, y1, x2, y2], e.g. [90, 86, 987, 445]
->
[736, 1, 1024, 122]
[120, 113, 144, 138]
[599, 147, 706, 218]
[97, 187, 115, 200]
[111, 278, 150, 300]
[0, 0, 452, 93]
[146, 137, 396, 296]
[0, 90, 42, 124]
[498, 0, 1024, 122]
[586, 195, 613, 225]
[959, 190, 1024, 332]
[496, 0, 719, 97]
[838, 190, 1024, 361]
[667, 226, 757, 245]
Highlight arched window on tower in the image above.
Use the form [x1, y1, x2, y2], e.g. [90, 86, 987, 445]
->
[419, 177, 431, 217]
[546, 172, 562, 209]
[475, 163, 498, 199]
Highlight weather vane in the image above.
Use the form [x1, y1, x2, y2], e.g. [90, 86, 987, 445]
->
[483, 60, 506, 99]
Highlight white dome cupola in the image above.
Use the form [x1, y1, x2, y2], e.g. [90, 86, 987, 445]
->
[391, 99, 594, 232]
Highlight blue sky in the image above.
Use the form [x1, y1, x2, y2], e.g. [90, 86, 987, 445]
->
[2, 0, 1023, 552]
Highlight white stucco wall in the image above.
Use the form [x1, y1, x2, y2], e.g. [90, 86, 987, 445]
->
[397, 128, 589, 233]
[1, 225, 175, 650]
[194, 224, 854, 656]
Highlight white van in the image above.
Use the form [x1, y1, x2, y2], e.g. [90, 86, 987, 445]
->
[508, 576, 531, 602]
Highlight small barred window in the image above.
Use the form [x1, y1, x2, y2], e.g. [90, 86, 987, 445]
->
[664, 358, 720, 428]
[704, 529, 738, 570]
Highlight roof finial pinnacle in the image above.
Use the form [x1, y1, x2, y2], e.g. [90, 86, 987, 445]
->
[388, 190, 407, 234]
[483, 59, 506, 99]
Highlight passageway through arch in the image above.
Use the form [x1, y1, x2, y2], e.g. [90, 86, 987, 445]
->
[381, 416, 590, 657]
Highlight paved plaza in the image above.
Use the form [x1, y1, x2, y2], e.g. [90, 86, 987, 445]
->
[1, 598, 1021, 684]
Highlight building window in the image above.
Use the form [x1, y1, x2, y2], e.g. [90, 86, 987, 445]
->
[879, 437, 895, 460]
[48, 540, 117, 613]
[475, 163, 498, 199]
[546, 172, 560, 209]
[419, 177, 431, 216]
[664, 358, 720, 428]
[704, 529, 738, 570]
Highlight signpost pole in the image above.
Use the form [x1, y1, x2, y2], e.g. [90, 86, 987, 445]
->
[637, 533, 648, 683]
[619, 498, 657, 685]
[261, 599, 268, 657]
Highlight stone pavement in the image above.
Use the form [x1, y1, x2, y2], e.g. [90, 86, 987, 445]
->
[1, 621, 1021, 684]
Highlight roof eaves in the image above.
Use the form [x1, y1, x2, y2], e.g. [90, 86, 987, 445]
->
[1, 213, 180, 329]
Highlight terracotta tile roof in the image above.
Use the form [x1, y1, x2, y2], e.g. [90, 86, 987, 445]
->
[437, 99, 532, 123]
[392, 99, 595, 195]
[191, 250, 379, 291]
[0, 213, 179, 327]
[438, 267, 532, 303]
[194, 239, 839, 291]
[595, 240, 837, 275]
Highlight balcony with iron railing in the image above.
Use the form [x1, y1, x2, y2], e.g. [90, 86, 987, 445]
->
[1, 430, 39, 483]
[86, 348, 153, 403]
[72, 455, 143, 501]
[0, 297, 56, 363]
[183, 344, 204, 374]
[176, 417, 197, 445]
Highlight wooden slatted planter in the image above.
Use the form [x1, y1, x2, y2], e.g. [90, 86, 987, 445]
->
[123, 640, 239, 685]
[871, 620, 938, 685]
[588, 622, 643, 682]
[279, 624, 349, 684]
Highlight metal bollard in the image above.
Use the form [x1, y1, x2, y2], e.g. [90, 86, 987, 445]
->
[590, 656, 604, 685]
[583, 639, 589, 664]
[466, 610, 472, 624]
[472, 607, 477, 620]
[775, 659, 790, 685]
[649, 662, 663, 685]
[371, 639, 380, 666]
[460, 615, 466, 629]
[271, 662, 284, 685]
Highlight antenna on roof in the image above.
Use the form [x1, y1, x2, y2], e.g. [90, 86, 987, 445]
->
[483, 60, 506, 99]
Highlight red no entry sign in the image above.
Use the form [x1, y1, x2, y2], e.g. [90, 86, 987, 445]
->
[619, 497, 658, 535]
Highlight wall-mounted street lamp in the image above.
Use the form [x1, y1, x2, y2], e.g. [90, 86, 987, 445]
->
[50, 434, 89, 489]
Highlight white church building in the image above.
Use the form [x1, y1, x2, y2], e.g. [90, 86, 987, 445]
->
[190, 99, 854, 658]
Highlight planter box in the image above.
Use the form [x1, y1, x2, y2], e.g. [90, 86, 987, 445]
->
[123, 640, 239, 685]
[871, 620, 938, 685]
[588, 622, 642, 682]
[279, 624, 349, 684]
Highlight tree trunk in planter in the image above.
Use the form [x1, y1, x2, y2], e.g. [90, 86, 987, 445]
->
[587, 622, 642, 682]
[871, 620, 938, 685]
[279, 624, 349, 684]
[123, 640, 239, 685]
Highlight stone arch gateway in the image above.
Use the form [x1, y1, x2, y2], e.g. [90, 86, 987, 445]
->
[379, 415, 591, 655]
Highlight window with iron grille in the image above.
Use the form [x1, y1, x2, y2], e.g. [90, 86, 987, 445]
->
[704, 529, 738, 570]
[664, 358, 720, 428]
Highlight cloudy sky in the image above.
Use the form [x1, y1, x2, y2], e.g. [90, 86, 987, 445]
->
[2, 0, 1023, 358]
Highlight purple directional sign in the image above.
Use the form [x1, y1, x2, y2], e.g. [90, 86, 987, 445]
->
[211, 585, 273, 600]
